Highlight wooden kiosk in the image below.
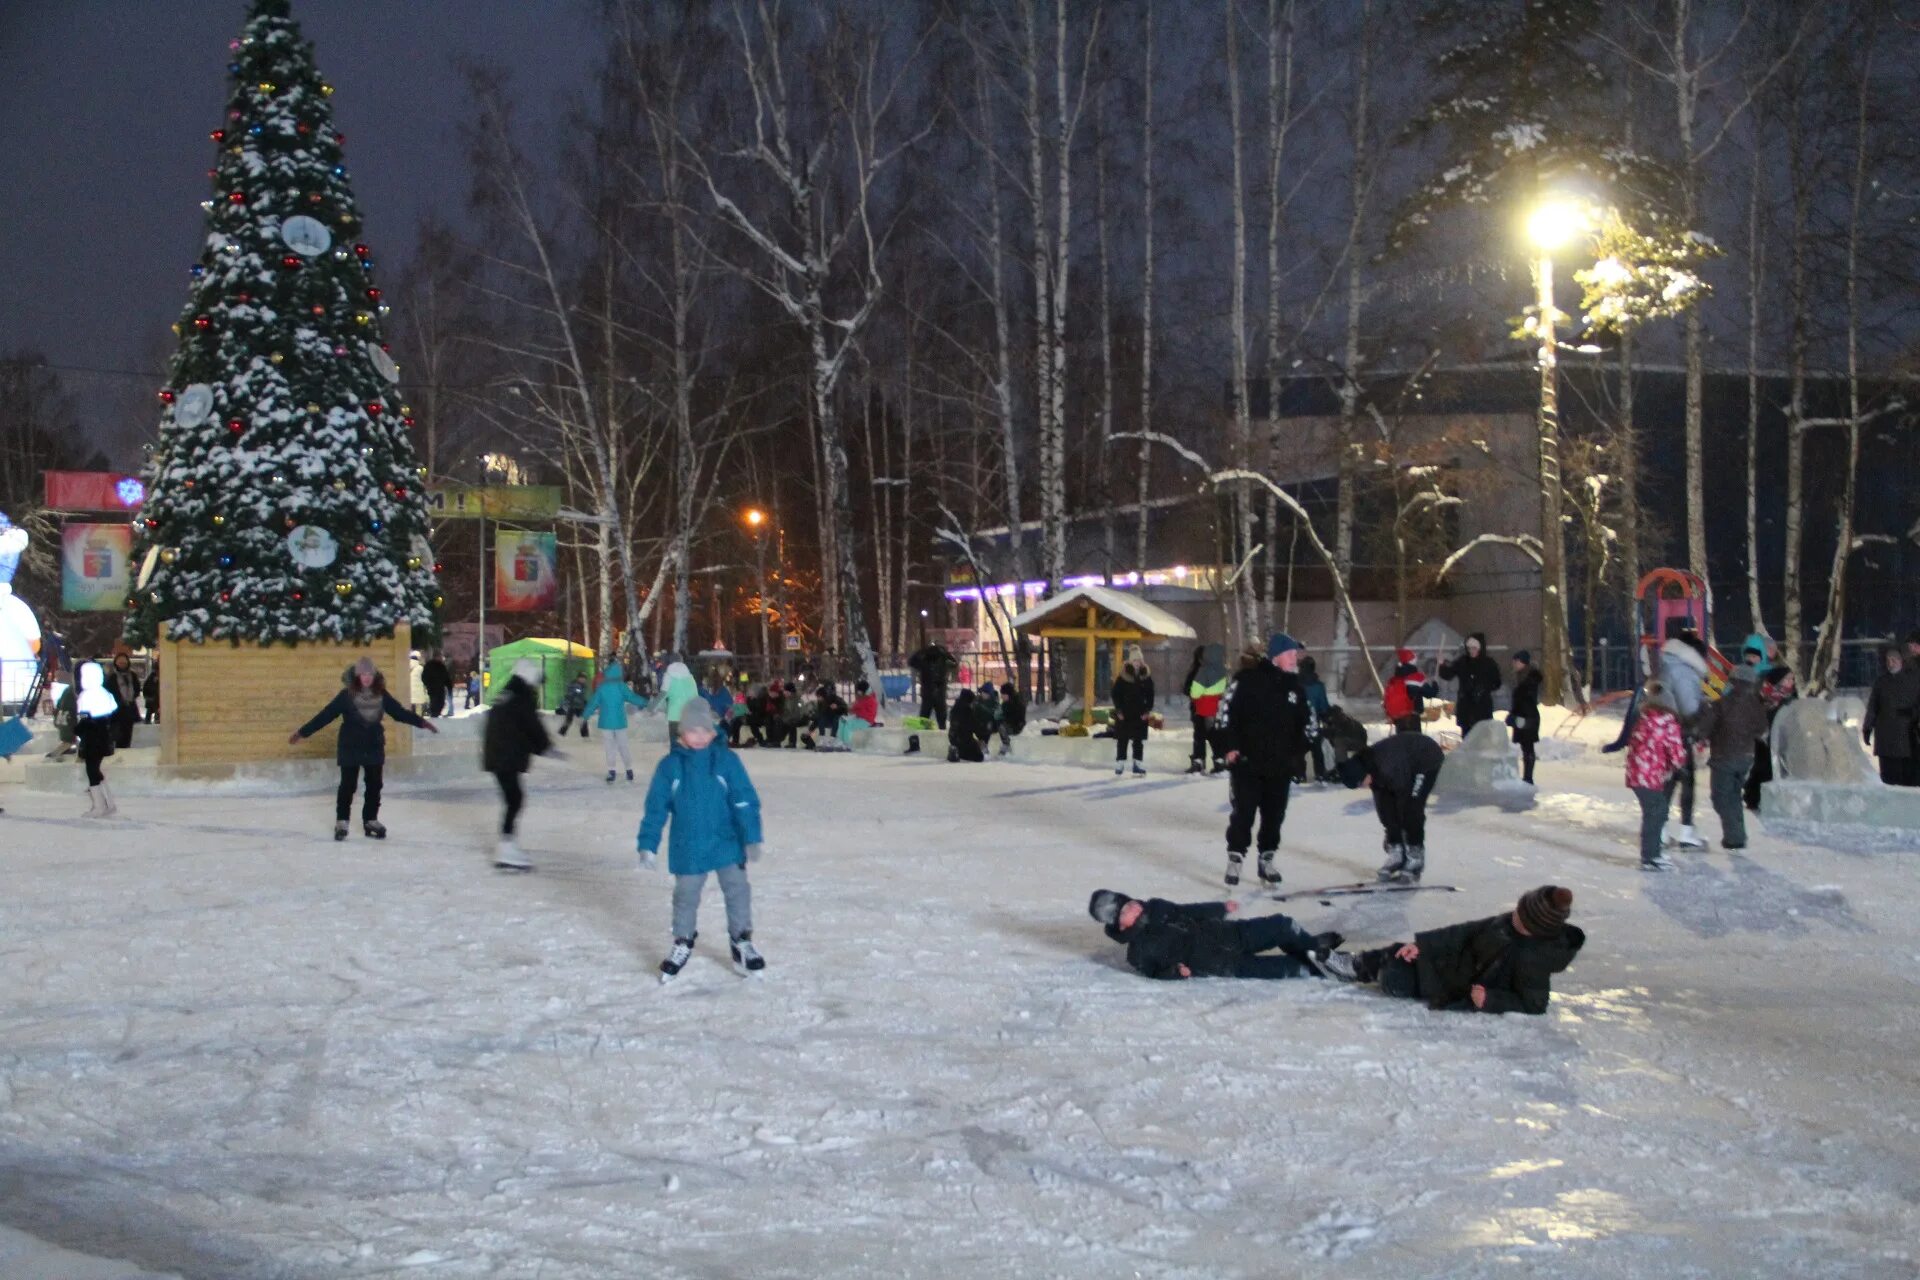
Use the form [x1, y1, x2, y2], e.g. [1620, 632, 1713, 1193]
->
[157, 623, 414, 767]
[1009, 585, 1197, 726]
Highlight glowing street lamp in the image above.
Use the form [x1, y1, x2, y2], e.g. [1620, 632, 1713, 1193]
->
[743, 507, 770, 674]
[1523, 194, 1598, 706]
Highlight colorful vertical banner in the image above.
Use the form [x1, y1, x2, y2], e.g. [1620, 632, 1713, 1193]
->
[61, 523, 133, 610]
[493, 531, 557, 612]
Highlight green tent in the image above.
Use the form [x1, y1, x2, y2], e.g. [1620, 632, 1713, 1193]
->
[486, 637, 596, 711]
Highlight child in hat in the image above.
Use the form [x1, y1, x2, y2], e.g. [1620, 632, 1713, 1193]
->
[637, 698, 767, 982]
[1316, 886, 1583, 1014]
[1506, 650, 1543, 784]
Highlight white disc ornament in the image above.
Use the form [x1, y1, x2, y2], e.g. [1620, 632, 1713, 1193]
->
[280, 215, 333, 257]
[174, 384, 214, 428]
[366, 342, 400, 384]
[286, 525, 339, 569]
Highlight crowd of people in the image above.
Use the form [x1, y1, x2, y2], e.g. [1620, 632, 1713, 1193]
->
[42, 614, 1918, 1001]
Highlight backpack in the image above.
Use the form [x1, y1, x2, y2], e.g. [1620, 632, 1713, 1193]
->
[1383, 675, 1414, 724]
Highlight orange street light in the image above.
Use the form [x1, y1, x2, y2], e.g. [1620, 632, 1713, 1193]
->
[743, 507, 767, 528]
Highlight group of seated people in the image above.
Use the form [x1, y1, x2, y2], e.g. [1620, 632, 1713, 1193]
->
[723, 677, 880, 750]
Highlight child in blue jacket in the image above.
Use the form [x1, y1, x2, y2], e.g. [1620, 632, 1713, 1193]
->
[637, 698, 766, 982]
[586, 661, 649, 783]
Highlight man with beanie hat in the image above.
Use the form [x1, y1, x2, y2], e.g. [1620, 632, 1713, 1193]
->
[1087, 888, 1342, 982]
[1317, 886, 1584, 1015]
[1215, 633, 1317, 888]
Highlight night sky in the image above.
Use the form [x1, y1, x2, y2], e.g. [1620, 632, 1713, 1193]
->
[0, 1, 593, 464]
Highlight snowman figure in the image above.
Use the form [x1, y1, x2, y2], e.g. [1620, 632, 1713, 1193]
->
[0, 512, 43, 710]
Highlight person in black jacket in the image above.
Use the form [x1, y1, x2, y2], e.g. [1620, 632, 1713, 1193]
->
[946, 687, 984, 762]
[1088, 890, 1341, 981]
[1217, 634, 1316, 888]
[1317, 885, 1584, 1015]
[482, 659, 559, 869]
[1109, 660, 1156, 776]
[1862, 645, 1919, 787]
[107, 651, 143, 749]
[1341, 724, 1446, 883]
[291, 657, 437, 841]
[909, 641, 955, 729]
[421, 653, 453, 718]
[1438, 633, 1502, 735]
[1506, 650, 1543, 785]
[141, 662, 160, 724]
[997, 682, 1026, 756]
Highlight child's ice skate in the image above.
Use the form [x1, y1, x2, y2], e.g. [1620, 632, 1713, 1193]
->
[659, 936, 695, 984]
[1224, 851, 1244, 888]
[334, 819, 349, 842]
[1256, 852, 1281, 887]
[1376, 840, 1407, 882]
[730, 932, 766, 976]
[363, 819, 386, 840]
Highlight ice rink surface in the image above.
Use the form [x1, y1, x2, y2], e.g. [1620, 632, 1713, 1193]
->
[2, 725, 1917, 1278]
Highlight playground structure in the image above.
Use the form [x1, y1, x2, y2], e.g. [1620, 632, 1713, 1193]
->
[1634, 568, 1736, 699]
[1009, 585, 1197, 728]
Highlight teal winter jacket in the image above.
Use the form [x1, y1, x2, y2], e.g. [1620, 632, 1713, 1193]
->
[586, 663, 649, 730]
[637, 739, 764, 875]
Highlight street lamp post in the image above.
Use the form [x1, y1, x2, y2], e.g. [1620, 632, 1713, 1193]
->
[744, 508, 770, 681]
[1525, 198, 1591, 707]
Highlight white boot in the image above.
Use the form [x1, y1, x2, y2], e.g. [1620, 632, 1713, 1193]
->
[494, 837, 531, 871]
[96, 782, 117, 818]
[82, 787, 101, 818]
[1675, 824, 1706, 850]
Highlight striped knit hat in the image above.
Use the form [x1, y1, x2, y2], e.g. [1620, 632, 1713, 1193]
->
[1516, 885, 1573, 936]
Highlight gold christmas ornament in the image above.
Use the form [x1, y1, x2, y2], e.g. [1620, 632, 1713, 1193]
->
[320, 83, 335, 96]
[211, 514, 226, 527]
[269, 352, 284, 364]
[307, 402, 321, 412]
[159, 547, 179, 564]
[333, 580, 353, 596]
[406, 556, 422, 571]
[432, 595, 445, 608]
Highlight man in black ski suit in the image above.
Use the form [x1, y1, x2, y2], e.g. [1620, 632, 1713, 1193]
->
[1088, 890, 1341, 982]
[909, 640, 955, 729]
[1216, 633, 1316, 888]
[1340, 724, 1445, 884]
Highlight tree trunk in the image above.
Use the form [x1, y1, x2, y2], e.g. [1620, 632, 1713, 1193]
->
[1045, 0, 1075, 588]
[1134, 0, 1155, 579]
[1331, 0, 1368, 691]
[1782, 102, 1809, 673]
[1225, 0, 1257, 642]
[1096, 96, 1117, 583]
[976, 52, 1026, 589]
[1262, 0, 1298, 643]
[1808, 53, 1872, 694]
[1744, 126, 1765, 636]
[1023, 1, 1058, 590]
[1673, 0, 1709, 583]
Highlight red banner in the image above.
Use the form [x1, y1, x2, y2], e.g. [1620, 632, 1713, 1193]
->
[44, 471, 147, 511]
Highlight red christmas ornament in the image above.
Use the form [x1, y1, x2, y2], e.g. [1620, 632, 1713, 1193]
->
[220, 591, 232, 603]
[353, 244, 370, 258]
[296, 122, 310, 135]
[311, 305, 325, 316]
[402, 416, 416, 428]
[394, 486, 408, 499]
[366, 403, 383, 416]
[366, 288, 381, 302]
[228, 419, 245, 435]
[228, 191, 245, 204]
[144, 518, 159, 529]
[354, 543, 367, 555]
[210, 129, 226, 142]
[234, 292, 252, 304]
[158, 389, 175, 403]
[281, 255, 301, 268]
[193, 315, 212, 330]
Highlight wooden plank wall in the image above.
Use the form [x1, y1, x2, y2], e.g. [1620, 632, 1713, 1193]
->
[159, 624, 414, 766]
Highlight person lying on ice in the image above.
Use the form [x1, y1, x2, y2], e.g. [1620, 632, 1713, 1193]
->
[1087, 890, 1341, 981]
[1315, 885, 1583, 1014]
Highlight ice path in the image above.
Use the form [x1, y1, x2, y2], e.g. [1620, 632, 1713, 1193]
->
[1, 747, 1916, 1278]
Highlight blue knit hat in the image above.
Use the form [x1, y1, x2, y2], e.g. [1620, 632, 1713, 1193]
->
[1267, 633, 1303, 659]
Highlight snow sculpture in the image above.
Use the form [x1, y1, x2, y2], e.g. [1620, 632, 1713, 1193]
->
[0, 512, 43, 707]
[1761, 697, 1920, 832]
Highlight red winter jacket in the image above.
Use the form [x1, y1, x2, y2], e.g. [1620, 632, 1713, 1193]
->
[850, 693, 879, 724]
[1625, 704, 1688, 791]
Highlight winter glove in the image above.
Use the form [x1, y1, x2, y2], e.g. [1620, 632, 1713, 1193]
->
[638, 849, 657, 871]
[745, 842, 765, 863]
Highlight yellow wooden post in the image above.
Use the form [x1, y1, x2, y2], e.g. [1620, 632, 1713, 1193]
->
[1081, 606, 1099, 726]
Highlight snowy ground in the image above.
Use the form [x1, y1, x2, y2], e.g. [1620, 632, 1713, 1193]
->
[2, 720, 1918, 1279]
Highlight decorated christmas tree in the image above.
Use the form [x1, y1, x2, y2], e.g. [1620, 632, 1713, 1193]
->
[126, 0, 439, 648]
